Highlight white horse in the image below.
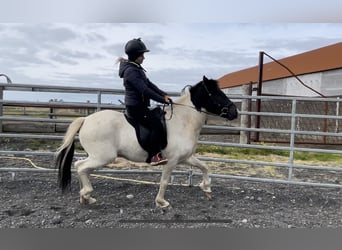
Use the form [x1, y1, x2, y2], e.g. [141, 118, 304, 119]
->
[56, 76, 238, 208]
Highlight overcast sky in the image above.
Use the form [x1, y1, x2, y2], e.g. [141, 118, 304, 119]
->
[1, 0, 342, 101]
[1, 23, 341, 94]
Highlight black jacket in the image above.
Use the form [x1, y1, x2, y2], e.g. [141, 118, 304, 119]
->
[119, 60, 168, 107]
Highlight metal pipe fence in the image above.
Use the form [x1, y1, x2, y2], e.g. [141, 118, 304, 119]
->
[1, 82, 342, 189]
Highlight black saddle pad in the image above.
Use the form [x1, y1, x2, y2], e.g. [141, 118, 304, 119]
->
[124, 107, 168, 153]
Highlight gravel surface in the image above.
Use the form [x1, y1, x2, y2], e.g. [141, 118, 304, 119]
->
[1, 155, 342, 228]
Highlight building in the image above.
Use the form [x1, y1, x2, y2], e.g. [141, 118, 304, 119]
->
[216, 42, 342, 145]
[218, 42, 342, 97]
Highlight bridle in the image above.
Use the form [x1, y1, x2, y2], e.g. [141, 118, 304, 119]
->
[163, 82, 234, 120]
[200, 81, 235, 118]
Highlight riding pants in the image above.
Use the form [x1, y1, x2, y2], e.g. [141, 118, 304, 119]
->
[125, 105, 166, 158]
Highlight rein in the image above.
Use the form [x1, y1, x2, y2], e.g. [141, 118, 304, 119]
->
[162, 102, 197, 121]
[162, 103, 174, 120]
[164, 102, 229, 120]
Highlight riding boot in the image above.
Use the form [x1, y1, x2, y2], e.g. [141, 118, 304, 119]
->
[150, 152, 168, 166]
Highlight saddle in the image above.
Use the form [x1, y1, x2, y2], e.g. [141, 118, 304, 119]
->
[124, 107, 168, 154]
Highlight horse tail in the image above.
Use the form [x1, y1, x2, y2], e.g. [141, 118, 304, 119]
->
[56, 117, 85, 192]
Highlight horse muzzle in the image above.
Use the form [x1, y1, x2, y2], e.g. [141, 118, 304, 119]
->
[220, 105, 238, 120]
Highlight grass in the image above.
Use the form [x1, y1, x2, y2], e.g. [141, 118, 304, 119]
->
[197, 145, 289, 157]
[3, 106, 92, 119]
[196, 145, 342, 166]
[194, 144, 342, 178]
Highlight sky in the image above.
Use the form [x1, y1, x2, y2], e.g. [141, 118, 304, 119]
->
[1, 23, 342, 90]
[0, 1, 342, 102]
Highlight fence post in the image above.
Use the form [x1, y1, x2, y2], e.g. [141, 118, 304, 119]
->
[255, 51, 264, 142]
[288, 99, 297, 181]
[97, 91, 102, 111]
[240, 84, 249, 144]
[336, 97, 340, 133]
[187, 169, 193, 186]
[0, 86, 3, 132]
[49, 107, 54, 119]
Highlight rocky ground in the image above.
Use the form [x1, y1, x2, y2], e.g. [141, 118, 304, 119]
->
[1, 154, 342, 228]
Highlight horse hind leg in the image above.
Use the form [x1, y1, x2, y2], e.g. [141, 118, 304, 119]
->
[75, 157, 112, 204]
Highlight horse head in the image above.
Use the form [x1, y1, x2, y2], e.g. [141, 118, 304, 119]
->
[190, 76, 238, 120]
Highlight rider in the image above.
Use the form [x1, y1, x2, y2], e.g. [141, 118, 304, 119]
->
[118, 38, 173, 166]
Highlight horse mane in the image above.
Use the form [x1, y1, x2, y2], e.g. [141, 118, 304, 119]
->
[172, 84, 192, 106]
[181, 85, 192, 95]
[177, 77, 214, 106]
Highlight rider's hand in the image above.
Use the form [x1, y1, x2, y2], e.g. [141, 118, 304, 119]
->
[164, 95, 173, 104]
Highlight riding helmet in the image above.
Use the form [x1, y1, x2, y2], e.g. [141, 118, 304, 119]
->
[125, 38, 150, 61]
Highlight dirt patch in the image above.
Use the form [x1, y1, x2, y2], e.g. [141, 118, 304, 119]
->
[1, 154, 342, 228]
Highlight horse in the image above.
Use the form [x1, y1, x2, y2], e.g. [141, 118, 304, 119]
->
[56, 76, 238, 208]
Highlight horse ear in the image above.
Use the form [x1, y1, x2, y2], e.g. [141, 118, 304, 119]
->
[203, 75, 208, 82]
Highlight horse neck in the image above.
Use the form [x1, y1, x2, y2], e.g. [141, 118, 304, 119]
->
[172, 93, 207, 130]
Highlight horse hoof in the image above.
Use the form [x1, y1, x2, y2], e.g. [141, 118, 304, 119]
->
[204, 192, 212, 200]
[88, 197, 97, 204]
[80, 196, 97, 205]
[155, 199, 170, 208]
[199, 182, 212, 193]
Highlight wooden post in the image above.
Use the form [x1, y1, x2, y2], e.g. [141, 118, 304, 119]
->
[49, 107, 54, 119]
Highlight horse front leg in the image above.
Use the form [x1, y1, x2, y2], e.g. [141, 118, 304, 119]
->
[155, 164, 174, 208]
[185, 156, 212, 199]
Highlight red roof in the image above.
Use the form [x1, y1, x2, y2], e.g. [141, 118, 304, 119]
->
[218, 42, 342, 88]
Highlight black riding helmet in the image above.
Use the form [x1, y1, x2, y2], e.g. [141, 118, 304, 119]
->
[125, 38, 150, 61]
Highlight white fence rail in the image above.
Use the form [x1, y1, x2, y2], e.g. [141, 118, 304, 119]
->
[1, 82, 342, 188]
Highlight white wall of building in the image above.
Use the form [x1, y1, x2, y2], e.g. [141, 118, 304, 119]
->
[222, 68, 342, 97]
[322, 68, 342, 96]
